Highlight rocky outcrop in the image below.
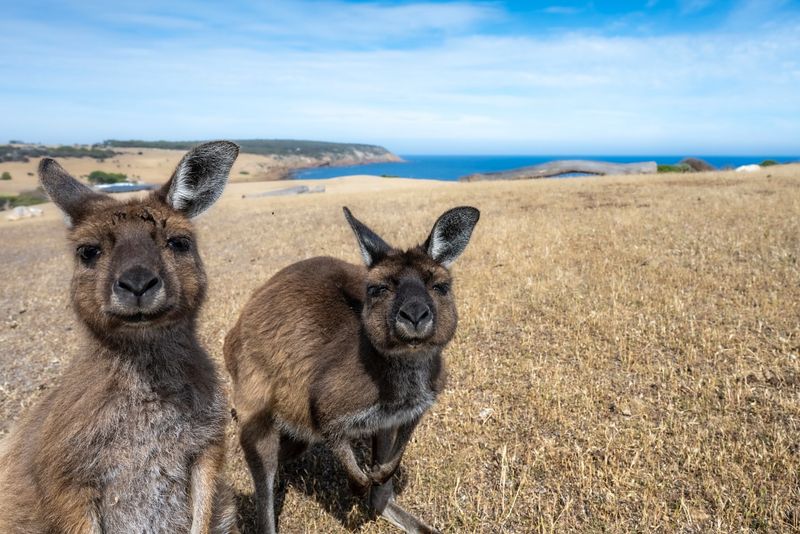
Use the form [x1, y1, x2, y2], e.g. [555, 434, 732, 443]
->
[461, 160, 657, 182]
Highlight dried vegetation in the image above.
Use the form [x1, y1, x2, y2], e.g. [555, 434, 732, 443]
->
[1, 165, 798, 532]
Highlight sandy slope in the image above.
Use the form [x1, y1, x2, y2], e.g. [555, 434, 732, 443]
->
[0, 147, 365, 195]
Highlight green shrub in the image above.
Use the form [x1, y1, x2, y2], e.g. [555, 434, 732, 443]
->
[760, 160, 778, 167]
[88, 170, 128, 184]
[657, 163, 692, 173]
[1, 171, 11, 180]
[239, 170, 249, 175]
[0, 188, 49, 209]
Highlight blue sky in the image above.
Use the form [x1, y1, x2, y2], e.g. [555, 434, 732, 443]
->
[1, 0, 798, 154]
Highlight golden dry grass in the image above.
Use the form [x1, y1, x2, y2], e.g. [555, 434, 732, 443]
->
[1, 165, 799, 532]
[0, 147, 288, 195]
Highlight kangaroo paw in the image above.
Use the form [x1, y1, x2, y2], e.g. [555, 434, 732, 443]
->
[380, 498, 441, 534]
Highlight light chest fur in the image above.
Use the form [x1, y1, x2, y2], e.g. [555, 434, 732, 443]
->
[92, 366, 227, 533]
[338, 363, 437, 439]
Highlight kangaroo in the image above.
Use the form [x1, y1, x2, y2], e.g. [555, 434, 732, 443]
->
[0, 142, 240, 534]
[224, 206, 479, 533]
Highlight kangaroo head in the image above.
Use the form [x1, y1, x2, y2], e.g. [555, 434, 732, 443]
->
[39, 141, 238, 340]
[343, 206, 479, 357]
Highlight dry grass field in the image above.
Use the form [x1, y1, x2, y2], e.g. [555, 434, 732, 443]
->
[1, 165, 799, 532]
[0, 147, 290, 194]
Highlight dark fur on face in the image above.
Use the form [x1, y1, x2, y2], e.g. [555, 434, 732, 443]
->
[68, 197, 207, 340]
[362, 247, 458, 357]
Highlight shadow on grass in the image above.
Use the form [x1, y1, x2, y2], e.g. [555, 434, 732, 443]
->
[235, 439, 409, 533]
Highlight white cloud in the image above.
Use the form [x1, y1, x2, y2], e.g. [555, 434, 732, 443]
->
[0, 1, 799, 153]
[542, 6, 583, 15]
[679, 0, 713, 15]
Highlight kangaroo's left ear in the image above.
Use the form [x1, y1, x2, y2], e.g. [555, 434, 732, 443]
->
[159, 140, 239, 217]
[424, 206, 480, 267]
[39, 158, 111, 227]
[343, 206, 393, 267]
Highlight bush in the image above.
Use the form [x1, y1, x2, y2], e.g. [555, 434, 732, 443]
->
[760, 160, 778, 167]
[0, 188, 49, 209]
[14, 188, 49, 206]
[679, 158, 714, 172]
[239, 170, 249, 175]
[1, 171, 11, 180]
[88, 170, 128, 184]
[657, 163, 692, 173]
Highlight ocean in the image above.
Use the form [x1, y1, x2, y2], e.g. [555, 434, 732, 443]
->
[293, 155, 798, 181]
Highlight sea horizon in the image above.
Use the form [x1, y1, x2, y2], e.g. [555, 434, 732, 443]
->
[294, 154, 799, 181]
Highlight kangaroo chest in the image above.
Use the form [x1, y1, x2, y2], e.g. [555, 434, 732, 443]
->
[94, 379, 225, 533]
[340, 365, 438, 437]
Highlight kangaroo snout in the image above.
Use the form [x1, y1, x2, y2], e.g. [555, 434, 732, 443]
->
[396, 299, 433, 338]
[113, 266, 164, 308]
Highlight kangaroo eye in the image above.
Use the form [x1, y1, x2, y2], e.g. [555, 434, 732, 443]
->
[432, 283, 450, 295]
[367, 285, 389, 298]
[167, 236, 192, 252]
[77, 245, 101, 264]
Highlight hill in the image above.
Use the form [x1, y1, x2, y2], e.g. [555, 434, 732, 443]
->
[0, 144, 117, 163]
[104, 139, 401, 167]
[0, 140, 403, 194]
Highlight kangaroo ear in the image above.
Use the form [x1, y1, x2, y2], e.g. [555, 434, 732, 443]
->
[424, 206, 480, 267]
[38, 158, 109, 227]
[159, 141, 239, 217]
[343, 207, 392, 267]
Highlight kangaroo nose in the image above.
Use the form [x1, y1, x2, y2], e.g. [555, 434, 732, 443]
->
[115, 266, 162, 298]
[397, 301, 432, 328]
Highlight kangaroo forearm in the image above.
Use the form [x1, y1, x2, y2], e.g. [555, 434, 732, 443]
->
[190, 441, 225, 534]
[370, 418, 420, 484]
[331, 439, 370, 490]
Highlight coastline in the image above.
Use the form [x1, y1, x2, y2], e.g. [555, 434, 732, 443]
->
[5, 163, 796, 226]
[0, 147, 403, 195]
[293, 154, 798, 181]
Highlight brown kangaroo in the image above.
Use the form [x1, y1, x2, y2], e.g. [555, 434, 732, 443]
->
[224, 206, 479, 533]
[0, 142, 240, 534]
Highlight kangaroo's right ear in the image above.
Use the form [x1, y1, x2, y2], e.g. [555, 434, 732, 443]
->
[424, 206, 480, 267]
[38, 158, 109, 227]
[159, 140, 239, 218]
[343, 207, 392, 267]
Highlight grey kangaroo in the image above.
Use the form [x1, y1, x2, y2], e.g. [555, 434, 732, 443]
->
[224, 206, 480, 533]
[0, 142, 240, 534]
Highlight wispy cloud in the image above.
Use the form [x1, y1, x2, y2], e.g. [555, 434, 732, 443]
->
[542, 6, 584, 15]
[0, 0, 798, 154]
[679, 0, 713, 15]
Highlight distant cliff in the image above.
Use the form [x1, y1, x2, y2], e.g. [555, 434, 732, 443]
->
[1, 144, 117, 162]
[104, 139, 402, 178]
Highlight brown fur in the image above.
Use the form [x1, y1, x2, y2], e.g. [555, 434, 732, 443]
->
[224, 207, 479, 534]
[0, 142, 240, 534]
